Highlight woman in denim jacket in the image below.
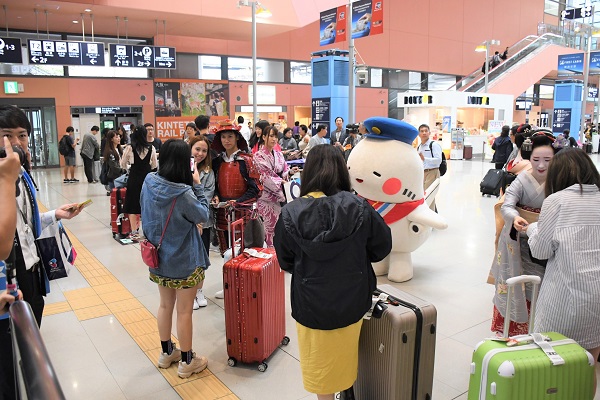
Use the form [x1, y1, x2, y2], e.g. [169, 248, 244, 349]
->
[140, 139, 210, 379]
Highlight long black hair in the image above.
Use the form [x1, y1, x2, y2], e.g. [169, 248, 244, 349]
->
[130, 125, 150, 155]
[103, 130, 122, 161]
[300, 144, 351, 197]
[158, 139, 193, 186]
[249, 120, 270, 149]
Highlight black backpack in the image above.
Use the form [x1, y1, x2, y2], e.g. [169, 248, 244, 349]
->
[429, 141, 447, 176]
[58, 136, 70, 156]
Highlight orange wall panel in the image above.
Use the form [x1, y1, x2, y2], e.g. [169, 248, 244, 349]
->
[355, 88, 388, 122]
[429, 0, 464, 43]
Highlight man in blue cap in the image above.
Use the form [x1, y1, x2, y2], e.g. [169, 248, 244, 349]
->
[417, 124, 442, 211]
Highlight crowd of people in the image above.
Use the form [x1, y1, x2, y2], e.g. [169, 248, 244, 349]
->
[1, 105, 600, 398]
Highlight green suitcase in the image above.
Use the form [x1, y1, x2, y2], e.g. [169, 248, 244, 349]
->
[467, 276, 596, 400]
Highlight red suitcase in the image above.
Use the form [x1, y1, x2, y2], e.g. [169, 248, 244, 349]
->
[110, 188, 131, 238]
[223, 218, 288, 372]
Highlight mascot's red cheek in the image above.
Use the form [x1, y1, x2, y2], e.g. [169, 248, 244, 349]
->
[382, 178, 402, 195]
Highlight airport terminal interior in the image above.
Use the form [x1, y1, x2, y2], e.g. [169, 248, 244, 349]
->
[3, 0, 600, 399]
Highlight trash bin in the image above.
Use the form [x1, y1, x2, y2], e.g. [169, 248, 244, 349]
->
[464, 145, 473, 160]
[586, 142, 593, 154]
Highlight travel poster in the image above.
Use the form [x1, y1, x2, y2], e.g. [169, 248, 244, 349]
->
[319, 6, 347, 46]
[351, 0, 384, 39]
[557, 53, 584, 76]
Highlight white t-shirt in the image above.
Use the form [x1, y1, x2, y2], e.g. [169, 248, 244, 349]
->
[239, 125, 251, 143]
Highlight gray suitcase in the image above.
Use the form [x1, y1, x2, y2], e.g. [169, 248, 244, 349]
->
[354, 284, 437, 400]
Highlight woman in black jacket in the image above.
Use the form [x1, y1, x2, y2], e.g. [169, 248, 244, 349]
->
[492, 125, 514, 169]
[103, 130, 127, 195]
[274, 145, 392, 400]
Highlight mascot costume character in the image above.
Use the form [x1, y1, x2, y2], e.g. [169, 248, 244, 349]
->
[347, 117, 448, 282]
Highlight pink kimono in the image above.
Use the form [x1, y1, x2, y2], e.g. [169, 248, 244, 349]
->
[254, 148, 290, 246]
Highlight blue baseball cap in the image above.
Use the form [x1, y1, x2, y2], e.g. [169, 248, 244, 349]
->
[363, 117, 418, 145]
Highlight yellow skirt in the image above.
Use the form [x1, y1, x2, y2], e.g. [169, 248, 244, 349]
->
[296, 320, 363, 394]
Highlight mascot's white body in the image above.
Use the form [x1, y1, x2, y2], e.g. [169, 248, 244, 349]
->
[347, 118, 448, 282]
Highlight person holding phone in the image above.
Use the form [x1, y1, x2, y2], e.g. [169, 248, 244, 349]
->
[491, 132, 557, 336]
[189, 136, 215, 309]
[140, 139, 210, 378]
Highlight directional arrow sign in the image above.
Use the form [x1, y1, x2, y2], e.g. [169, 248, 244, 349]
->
[28, 39, 104, 66]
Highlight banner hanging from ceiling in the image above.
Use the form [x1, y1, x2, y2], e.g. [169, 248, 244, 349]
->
[351, 0, 384, 39]
[319, 6, 347, 46]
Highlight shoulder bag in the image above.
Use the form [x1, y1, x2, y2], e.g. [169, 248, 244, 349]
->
[140, 199, 177, 269]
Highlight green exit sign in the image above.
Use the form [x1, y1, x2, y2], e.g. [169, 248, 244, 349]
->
[4, 81, 18, 94]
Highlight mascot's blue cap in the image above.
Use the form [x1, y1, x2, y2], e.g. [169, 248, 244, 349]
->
[363, 117, 418, 145]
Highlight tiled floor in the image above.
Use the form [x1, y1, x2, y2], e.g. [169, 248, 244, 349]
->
[30, 155, 600, 400]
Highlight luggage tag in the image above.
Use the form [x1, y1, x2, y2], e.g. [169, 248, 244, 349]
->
[242, 248, 273, 259]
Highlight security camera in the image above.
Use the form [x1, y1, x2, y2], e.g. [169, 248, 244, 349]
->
[356, 65, 368, 85]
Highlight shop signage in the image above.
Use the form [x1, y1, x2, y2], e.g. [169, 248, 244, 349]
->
[28, 39, 104, 66]
[467, 96, 489, 105]
[557, 53, 584, 76]
[552, 108, 572, 133]
[109, 44, 176, 69]
[311, 97, 331, 134]
[404, 95, 433, 105]
[319, 6, 347, 46]
[351, 0, 383, 39]
[0, 37, 22, 63]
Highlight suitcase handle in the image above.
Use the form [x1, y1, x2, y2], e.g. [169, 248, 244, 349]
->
[229, 218, 244, 258]
[504, 275, 541, 337]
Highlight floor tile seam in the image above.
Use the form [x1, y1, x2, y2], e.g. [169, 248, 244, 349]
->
[38, 197, 234, 398]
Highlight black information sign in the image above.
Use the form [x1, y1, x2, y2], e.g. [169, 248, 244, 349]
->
[552, 108, 572, 133]
[562, 6, 593, 20]
[0, 37, 22, 63]
[311, 97, 331, 137]
[109, 44, 176, 69]
[28, 39, 105, 66]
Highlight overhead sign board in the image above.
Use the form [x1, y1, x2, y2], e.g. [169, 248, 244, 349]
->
[28, 39, 104, 66]
[561, 6, 593, 20]
[109, 44, 176, 69]
[0, 37, 22, 63]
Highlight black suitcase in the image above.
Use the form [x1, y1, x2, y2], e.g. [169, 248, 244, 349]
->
[480, 169, 503, 197]
[586, 142, 593, 154]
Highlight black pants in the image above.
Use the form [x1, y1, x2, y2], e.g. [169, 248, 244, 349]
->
[82, 154, 94, 182]
[0, 318, 16, 400]
[15, 266, 44, 328]
[494, 162, 504, 170]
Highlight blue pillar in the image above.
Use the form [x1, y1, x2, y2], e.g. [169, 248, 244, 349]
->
[552, 80, 583, 141]
[311, 49, 350, 140]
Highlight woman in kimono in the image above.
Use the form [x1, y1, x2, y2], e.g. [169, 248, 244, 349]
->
[491, 132, 557, 336]
[254, 126, 299, 246]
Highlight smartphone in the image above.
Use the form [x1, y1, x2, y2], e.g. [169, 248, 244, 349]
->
[68, 199, 93, 211]
[190, 157, 195, 172]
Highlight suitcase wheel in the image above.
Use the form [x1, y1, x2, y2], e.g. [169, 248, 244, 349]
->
[257, 362, 268, 372]
[281, 336, 290, 346]
[227, 357, 237, 367]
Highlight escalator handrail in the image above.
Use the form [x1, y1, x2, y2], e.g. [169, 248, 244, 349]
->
[447, 35, 539, 91]
[462, 33, 566, 92]
[9, 301, 66, 400]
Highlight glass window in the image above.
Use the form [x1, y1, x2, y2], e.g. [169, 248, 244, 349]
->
[199, 55, 222, 80]
[290, 61, 311, 84]
[228, 57, 284, 82]
[428, 73, 457, 91]
[370, 68, 382, 87]
[539, 85, 554, 99]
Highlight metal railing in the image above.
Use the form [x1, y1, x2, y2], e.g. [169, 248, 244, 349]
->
[9, 301, 65, 400]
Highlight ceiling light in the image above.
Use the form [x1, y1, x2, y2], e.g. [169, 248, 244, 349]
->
[72, 20, 79, 23]
[84, 8, 91, 12]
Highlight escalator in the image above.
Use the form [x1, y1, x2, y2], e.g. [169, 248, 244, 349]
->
[448, 33, 582, 97]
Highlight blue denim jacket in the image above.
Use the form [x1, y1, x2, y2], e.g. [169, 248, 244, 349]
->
[140, 173, 210, 279]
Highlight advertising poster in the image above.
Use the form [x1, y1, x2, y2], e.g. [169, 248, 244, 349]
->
[442, 116, 451, 133]
[487, 120, 504, 134]
[154, 79, 229, 140]
[552, 108, 572, 134]
[589, 51, 600, 75]
[319, 6, 347, 46]
[557, 53, 584, 76]
[351, 0, 384, 39]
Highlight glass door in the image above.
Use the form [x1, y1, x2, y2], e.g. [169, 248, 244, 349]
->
[23, 107, 59, 168]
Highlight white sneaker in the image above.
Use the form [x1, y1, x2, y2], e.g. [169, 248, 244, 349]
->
[158, 347, 181, 368]
[214, 290, 224, 299]
[178, 354, 208, 378]
[193, 290, 208, 310]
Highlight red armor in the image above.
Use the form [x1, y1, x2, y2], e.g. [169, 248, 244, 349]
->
[218, 161, 247, 200]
